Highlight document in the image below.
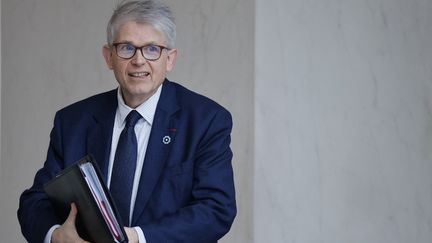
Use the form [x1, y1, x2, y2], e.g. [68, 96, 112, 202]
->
[44, 155, 128, 243]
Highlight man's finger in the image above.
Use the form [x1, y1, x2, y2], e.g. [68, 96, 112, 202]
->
[65, 202, 78, 225]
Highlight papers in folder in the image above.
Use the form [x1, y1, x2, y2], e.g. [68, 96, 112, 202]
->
[44, 155, 128, 243]
[80, 162, 124, 242]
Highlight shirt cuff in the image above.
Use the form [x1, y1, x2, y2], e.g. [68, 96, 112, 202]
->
[134, 226, 146, 243]
[44, 224, 60, 243]
[44, 225, 145, 243]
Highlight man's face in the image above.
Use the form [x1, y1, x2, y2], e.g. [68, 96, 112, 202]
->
[103, 21, 177, 107]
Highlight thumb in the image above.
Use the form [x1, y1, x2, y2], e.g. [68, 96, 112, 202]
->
[65, 202, 78, 226]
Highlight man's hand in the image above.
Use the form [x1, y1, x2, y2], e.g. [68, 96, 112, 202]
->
[124, 227, 138, 243]
[51, 203, 89, 243]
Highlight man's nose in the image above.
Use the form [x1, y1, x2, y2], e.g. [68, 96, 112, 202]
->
[132, 49, 146, 65]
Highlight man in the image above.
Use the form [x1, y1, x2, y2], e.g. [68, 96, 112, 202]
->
[17, 0, 236, 242]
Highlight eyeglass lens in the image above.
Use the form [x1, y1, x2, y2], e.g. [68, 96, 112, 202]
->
[115, 43, 163, 60]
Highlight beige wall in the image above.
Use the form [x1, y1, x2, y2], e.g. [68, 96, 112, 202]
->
[1, 0, 253, 242]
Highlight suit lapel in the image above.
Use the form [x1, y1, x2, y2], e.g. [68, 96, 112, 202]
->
[132, 80, 179, 223]
[86, 90, 117, 182]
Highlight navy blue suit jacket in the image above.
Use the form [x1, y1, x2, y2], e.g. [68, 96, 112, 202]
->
[18, 80, 236, 243]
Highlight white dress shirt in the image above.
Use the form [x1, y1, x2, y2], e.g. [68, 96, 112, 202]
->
[44, 84, 162, 243]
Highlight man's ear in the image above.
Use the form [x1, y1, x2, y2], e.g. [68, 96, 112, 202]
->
[166, 48, 178, 72]
[102, 45, 114, 70]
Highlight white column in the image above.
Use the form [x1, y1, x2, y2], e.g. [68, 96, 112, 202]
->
[255, 0, 432, 242]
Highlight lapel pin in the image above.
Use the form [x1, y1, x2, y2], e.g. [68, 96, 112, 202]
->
[163, 135, 171, 144]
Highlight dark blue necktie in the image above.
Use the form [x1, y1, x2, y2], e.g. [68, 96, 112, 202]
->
[110, 110, 142, 226]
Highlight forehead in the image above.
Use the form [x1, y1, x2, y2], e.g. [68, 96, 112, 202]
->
[114, 21, 166, 45]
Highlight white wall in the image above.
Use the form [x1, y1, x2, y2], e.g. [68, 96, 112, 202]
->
[255, 0, 432, 242]
[1, 0, 253, 242]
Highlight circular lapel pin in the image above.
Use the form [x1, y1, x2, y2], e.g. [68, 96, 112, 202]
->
[163, 135, 171, 144]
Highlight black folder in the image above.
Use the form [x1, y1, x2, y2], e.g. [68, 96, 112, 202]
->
[44, 155, 128, 243]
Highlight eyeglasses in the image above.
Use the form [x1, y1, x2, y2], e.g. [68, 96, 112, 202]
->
[112, 43, 170, 61]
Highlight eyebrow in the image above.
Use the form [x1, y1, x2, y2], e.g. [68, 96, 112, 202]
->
[114, 40, 160, 46]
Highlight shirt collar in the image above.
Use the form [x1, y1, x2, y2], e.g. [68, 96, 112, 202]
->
[116, 84, 162, 126]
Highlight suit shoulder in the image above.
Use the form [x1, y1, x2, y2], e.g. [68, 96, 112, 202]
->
[55, 89, 117, 120]
[170, 81, 231, 116]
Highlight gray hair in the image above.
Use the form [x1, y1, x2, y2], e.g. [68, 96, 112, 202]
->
[107, 0, 176, 48]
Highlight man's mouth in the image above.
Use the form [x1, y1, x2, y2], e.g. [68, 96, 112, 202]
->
[129, 72, 150, 77]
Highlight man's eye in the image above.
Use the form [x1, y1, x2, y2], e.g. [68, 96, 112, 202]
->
[146, 45, 159, 53]
[120, 44, 135, 51]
